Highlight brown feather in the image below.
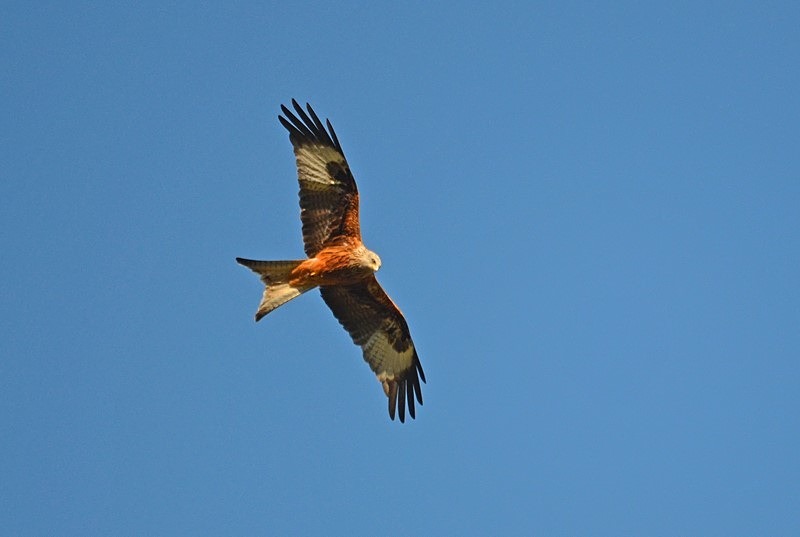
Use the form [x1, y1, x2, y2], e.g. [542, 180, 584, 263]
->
[279, 101, 361, 257]
[238, 101, 425, 422]
[320, 275, 425, 422]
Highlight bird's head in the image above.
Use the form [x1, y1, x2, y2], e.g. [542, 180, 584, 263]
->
[367, 251, 382, 271]
[355, 244, 381, 272]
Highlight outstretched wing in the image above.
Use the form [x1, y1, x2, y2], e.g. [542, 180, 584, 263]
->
[279, 100, 361, 257]
[320, 276, 426, 422]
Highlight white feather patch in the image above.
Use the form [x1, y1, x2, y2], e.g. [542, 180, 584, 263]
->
[364, 330, 414, 378]
[295, 145, 345, 186]
[257, 283, 311, 318]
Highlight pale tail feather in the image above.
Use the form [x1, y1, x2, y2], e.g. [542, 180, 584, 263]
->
[235, 258, 315, 321]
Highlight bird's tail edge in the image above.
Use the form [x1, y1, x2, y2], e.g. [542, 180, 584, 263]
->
[235, 258, 314, 321]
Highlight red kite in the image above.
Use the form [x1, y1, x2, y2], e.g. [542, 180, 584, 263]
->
[236, 100, 425, 422]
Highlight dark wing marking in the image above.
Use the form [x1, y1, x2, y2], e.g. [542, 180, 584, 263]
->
[320, 275, 425, 422]
[279, 100, 361, 257]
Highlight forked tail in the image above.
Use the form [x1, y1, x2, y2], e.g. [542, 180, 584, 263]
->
[235, 258, 315, 321]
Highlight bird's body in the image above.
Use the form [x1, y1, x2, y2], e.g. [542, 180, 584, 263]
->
[293, 240, 381, 288]
[236, 100, 425, 422]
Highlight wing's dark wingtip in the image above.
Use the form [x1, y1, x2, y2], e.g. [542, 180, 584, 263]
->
[382, 350, 427, 423]
[386, 372, 425, 423]
[398, 383, 406, 423]
[416, 353, 427, 384]
[388, 393, 397, 421]
[406, 378, 416, 419]
[278, 99, 342, 152]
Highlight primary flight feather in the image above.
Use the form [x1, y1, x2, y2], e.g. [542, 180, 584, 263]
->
[236, 100, 425, 422]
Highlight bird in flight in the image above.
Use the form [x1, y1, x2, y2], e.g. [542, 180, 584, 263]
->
[236, 100, 425, 422]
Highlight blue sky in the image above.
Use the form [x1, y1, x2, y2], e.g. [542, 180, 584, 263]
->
[2, 2, 799, 535]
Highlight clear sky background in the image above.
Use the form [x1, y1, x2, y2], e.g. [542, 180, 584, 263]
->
[2, 2, 799, 535]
